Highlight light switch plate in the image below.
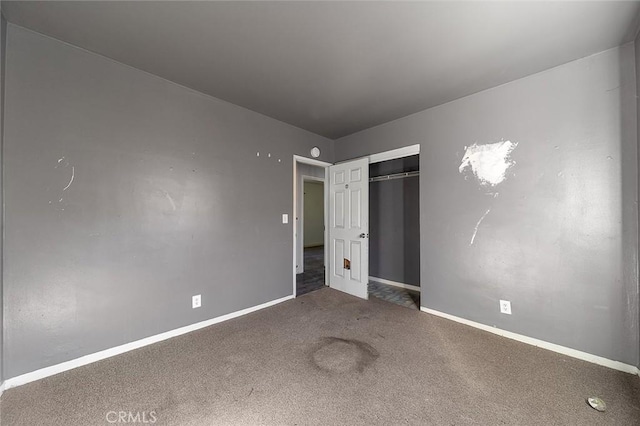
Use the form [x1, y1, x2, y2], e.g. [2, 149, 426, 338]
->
[282, 214, 288, 224]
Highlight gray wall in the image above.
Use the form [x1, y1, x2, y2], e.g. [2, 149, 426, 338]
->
[369, 156, 420, 286]
[303, 181, 324, 247]
[335, 45, 639, 366]
[2, 25, 333, 379]
[0, 13, 6, 384]
[636, 31, 640, 370]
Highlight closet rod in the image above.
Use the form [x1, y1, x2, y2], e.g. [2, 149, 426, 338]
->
[369, 170, 420, 182]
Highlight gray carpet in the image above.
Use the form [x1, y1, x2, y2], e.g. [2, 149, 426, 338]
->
[2, 288, 639, 425]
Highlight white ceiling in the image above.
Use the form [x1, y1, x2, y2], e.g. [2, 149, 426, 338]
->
[3, 1, 640, 139]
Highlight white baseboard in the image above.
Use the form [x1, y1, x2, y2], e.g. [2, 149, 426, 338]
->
[369, 276, 420, 292]
[420, 307, 639, 376]
[0, 381, 5, 399]
[4, 295, 294, 391]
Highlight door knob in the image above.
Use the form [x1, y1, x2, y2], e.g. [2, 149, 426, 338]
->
[359, 233, 368, 238]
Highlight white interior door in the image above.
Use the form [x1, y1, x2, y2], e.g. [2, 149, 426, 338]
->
[329, 158, 369, 299]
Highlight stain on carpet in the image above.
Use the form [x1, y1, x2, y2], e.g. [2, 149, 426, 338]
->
[310, 337, 379, 374]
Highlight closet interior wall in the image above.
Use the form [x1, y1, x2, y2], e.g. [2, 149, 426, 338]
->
[369, 155, 420, 287]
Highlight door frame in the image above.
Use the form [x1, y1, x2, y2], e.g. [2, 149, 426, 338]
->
[364, 144, 420, 165]
[300, 175, 325, 264]
[292, 155, 331, 297]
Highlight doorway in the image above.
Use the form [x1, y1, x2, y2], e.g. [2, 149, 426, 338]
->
[368, 154, 421, 309]
[292, 156, 330, 298]
[326, 145, 420, 308]
[298, 177, 325, 296]
[292, 145, 420, 306]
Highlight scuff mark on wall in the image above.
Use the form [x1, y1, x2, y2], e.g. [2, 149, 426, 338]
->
[164, 192, 177, 211]
[49, 158, 75, 208]
[459, 140, 518, 187]
[62, 166, 75, 191]
[469, 208, 491, 246]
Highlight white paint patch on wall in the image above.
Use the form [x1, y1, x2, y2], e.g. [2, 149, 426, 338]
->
[459, 140, 518, 187]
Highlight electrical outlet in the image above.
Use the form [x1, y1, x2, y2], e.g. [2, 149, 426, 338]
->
[500, 300, 511, 315]
[192, 294, 201, 309]
[282, 214, 289, 224]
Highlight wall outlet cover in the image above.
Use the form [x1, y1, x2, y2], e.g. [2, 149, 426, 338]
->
[282, 214, 288, 224]
[500, 300, 512, 315]
[192, 294, 202, 309]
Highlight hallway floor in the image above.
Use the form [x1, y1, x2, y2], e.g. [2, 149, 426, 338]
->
[296, 246, 325, 296]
